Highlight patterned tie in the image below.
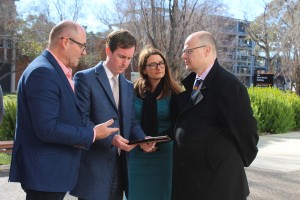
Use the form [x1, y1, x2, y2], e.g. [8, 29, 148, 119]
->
[191, 77, 202, 96]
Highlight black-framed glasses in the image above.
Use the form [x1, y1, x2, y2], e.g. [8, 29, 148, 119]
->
[182, 45, 206, 56]
[146, 62, 166, 70]
[61, 37, 87, 52]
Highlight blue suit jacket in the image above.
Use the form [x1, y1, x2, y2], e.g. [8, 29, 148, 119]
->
[70, 62, 145, 200]
[9, 50, 94, 192]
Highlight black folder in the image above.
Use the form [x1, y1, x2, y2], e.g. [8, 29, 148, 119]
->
[128, 135, 171, 145]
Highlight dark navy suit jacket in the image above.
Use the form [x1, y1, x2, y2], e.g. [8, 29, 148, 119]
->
[9, 50, 94, 192]
[70, 62, 145, 200]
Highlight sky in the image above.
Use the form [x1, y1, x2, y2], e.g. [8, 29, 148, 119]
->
[15, 0, 111, 32]
[15, 0, 272, 32]
[223, 0, 271, 20]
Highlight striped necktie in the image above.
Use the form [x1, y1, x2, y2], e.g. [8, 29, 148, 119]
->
[191, 77, 202, 96]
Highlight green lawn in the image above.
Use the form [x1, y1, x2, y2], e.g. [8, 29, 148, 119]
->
[0, 153, 11, 165]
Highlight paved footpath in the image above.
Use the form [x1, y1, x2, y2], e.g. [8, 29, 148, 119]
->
[247, 131, 300, 199]
[1, 132, 300, 200]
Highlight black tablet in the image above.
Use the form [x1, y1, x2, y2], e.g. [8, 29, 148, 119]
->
[128, 135, 171, 145]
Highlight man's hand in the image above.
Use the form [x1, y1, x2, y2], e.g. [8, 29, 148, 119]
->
[112, 134, 137, 152]
[94, 119, 119, 140]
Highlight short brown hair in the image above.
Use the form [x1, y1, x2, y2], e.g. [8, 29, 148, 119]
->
[106, 29, 137, 53]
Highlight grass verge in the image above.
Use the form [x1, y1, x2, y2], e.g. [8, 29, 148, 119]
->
[0, 153, 11, 165]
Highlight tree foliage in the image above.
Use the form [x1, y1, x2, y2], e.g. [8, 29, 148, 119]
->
[0, 0, 18, 81]
[246, 2, 281, 73]
[277, 0, 300, 95]
[9, 0, 235, 81]
[95, 0, 228, 80]
[0, 0, 17, 34]
[17, 14, 55, 60]
[247, 0, 300, 95]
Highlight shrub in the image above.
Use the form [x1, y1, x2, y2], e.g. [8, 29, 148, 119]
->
[248, 87, 296, 134]
[0, 94, 17, 140]
[287, 92, 300, 130]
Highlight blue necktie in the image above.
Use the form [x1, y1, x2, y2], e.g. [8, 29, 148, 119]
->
[191, 77, 202, 96]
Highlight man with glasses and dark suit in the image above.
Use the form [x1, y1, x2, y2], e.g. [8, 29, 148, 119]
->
[172, 31, 259, 200]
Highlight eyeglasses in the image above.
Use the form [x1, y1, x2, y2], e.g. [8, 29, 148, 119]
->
[61, 37, 87, 52]
[146, 62, 166, 70]
[182, 45, 206, 56]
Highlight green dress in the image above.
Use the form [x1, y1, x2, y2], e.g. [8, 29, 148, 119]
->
[127, 96, 173, 200]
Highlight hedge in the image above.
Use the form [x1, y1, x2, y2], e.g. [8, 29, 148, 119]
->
[1, 88, 300, 140]
[248, 87, 300, 134]
[0, 94, 17, 140]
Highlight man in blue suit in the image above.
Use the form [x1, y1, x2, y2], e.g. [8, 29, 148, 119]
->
[9, 20, 118, 200]
[70, 30, 154, 200]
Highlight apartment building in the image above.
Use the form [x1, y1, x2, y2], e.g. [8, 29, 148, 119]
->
[216, 16, 268, 87]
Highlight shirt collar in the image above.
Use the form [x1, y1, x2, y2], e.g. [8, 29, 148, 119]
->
[197, 64, 213, 80]
[103, 63, 119, 80]
[47, 49, 72, 78]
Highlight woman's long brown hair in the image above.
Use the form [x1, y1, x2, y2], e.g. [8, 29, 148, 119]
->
[134, 45, 183, 98]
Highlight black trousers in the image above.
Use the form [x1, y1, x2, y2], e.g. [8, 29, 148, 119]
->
[24, 188, 66, 200]
[78, 153, 124, 200]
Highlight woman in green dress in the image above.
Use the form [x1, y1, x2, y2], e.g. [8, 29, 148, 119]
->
[127, 46, 183, 200]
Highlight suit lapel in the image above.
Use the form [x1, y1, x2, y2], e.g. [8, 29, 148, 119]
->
[178, 72, 199, 114]
[119, 75, 129, 114]
[94, 63, 118, 112]
[42, 50, 80, 108]
[179, 60, 221, 115]
[181, 87, 205, 114]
